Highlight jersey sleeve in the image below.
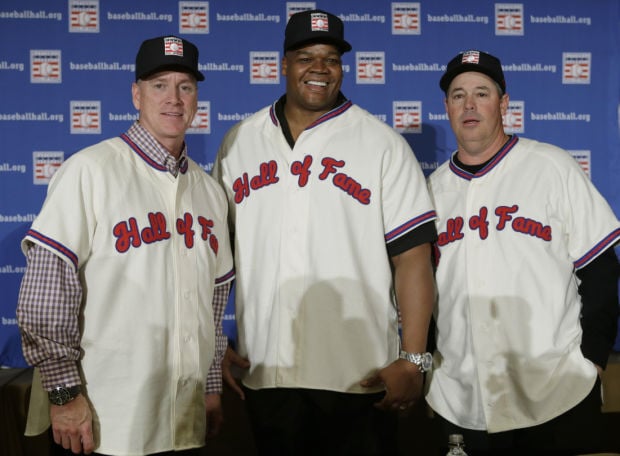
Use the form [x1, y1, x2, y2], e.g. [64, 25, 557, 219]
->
[23, 152, 99, 271]
[382, 132, 437, 245]
[560, 153, 620, 268]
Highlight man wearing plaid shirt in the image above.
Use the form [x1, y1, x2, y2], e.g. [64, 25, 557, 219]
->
[16, 35, 234, 456]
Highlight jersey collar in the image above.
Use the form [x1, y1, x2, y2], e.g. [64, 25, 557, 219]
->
[269, 92, 353, 147]
[449, 135, 519, 181]
[120, 121, 189, 176]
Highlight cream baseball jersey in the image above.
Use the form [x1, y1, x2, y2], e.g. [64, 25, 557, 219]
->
[213, 100, 436, 393]
[426, 136, 620, 432]
[23, 136, 234, 454]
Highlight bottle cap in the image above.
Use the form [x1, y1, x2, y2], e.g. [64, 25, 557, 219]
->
[449, 434, 464, 445]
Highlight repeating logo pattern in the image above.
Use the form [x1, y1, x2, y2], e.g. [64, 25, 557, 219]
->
[495, 3, 524, 36]
[69, 0, 100, 33]
[503, 101, 524, 134]
[393, 101, 422, 133]
[71, 101, 102, 134]
[179, 1, 209, 34]
[562, 52, 591, 84]
[30, 50, 62, 83]
[286, 2, 316, 22]
[392, 2, 421, 35]
[250, 51, 279, 84]
[569, 150, 591, 178]
[356, 52, 385, 84]
[188, 101, 211, 134]
[33, 151, 64, 185]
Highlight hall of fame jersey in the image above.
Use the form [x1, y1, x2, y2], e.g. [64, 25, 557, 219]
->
[23, 136, 234, 454]
[426, 135, 620, 432]
[213, 100, 436, 393]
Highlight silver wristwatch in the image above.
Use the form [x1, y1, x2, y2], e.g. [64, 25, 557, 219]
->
[399, 350, 433, 373]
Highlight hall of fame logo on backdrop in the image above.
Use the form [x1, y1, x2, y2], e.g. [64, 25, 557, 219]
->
[179, 2, 209, 34]
[188, 101, 210, 134]
[393, 101, 422, 133]
[250, 52, 279, 84]
[392, 3, 421, 35]
[356, 52, 385, 84]
[562, 52, 591, 84]
[33, 151, 64, 185]
[495, 3, 523, 36]
[71, 101, 101, 134]
[30, 50, 61, 84]
[286, 2, 316, 22]
[568, 150, 591, 178]
[69, 0, 99, 33]
[503, 100, 524, 133]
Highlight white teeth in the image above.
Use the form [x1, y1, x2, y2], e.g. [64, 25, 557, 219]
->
[306, 81, 327, 87]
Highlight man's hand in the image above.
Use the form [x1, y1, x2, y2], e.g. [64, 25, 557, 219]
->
[222, 346, 250, 400]
[205, 393, 223, 438]
[360, 359, 424, 414]
[50, 394, 95, 454]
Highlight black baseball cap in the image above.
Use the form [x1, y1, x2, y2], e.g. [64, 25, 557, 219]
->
[284, 9, 352, 54]
[135, 35, 204, 82]
[440, 50, 505, 93]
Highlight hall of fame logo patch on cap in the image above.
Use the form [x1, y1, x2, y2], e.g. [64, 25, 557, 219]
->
[188, 101, 210, 134]
[164, 37, 184, 57]
[393, 101, 422, 133]
[69, 0, 99, 33]
[33, 151, 64, 185]
[356, 52, 385, 84]
[392, 2, 421, 35]
[495, 3, 523, 36]
[250, 51, 279, 84]
[179, 1, 209, 34]
[71, 101, 101, 134]
[310, 12, 329, 31]
[30, 50, 61, 83]
[503, 101, 524, 134]
[461, 50, 480, 64]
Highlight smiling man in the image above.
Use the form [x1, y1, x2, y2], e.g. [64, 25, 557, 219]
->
[17, 36, 234, 455]
[213, 9, 437, 455]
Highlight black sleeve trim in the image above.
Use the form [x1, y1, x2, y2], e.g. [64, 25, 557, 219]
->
[387, 221, 437, 257]
[577, 247, 620, 368]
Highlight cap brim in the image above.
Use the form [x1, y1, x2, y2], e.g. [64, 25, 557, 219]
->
[286, 37, 352, 54]
[137, 64, 205, 82]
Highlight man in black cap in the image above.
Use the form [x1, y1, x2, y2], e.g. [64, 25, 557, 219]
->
[214, 9, 437, 455]
[426, 49, 620, 454]
[17, 35, 234, 455]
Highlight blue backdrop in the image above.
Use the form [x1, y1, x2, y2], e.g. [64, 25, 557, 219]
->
[1, 0, 619, 367]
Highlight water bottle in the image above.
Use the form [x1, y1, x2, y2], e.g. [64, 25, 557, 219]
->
[446, 434, 468, 455]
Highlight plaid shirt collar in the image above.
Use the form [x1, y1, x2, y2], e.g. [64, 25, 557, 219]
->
[125, 121, 188, 177]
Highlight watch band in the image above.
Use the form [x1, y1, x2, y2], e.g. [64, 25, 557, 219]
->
[48, 385, 82, 406]
[399, 350, 433, 373]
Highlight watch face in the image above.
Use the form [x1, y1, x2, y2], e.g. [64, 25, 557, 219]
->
[421, 353, 433, 371]
[49, 387, 71, 405]
[49, 386, 80, 405]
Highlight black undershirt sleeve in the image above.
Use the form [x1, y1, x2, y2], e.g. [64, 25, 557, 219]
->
[577, 246, 620, 369]
[387, 220, 438, 257]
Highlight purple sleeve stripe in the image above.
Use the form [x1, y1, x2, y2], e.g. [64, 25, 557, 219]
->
[26, 229, 79, 271]
[269, 103, 278, 126]
[574, 228, 620, 269]
[385, 210, 437, 242]
[215, 267, 235, 284]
